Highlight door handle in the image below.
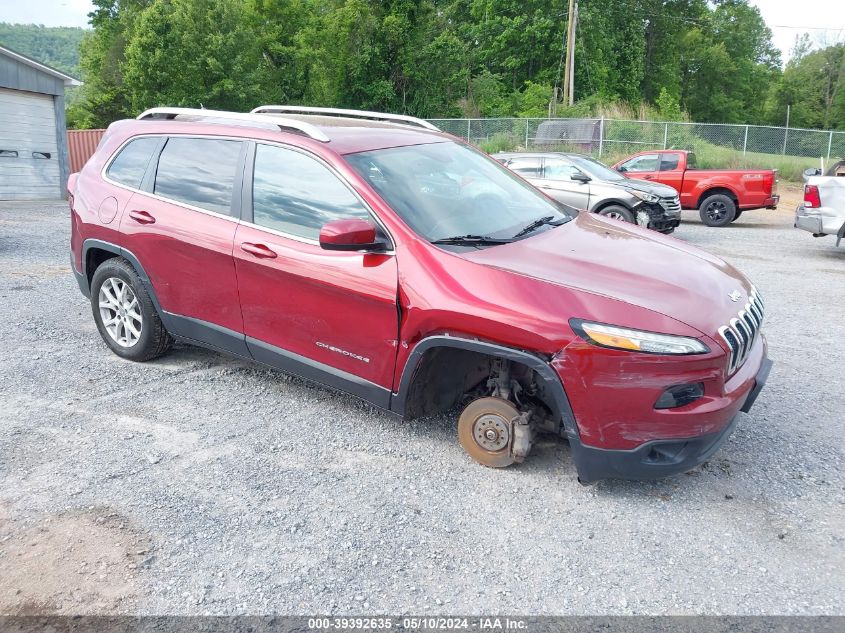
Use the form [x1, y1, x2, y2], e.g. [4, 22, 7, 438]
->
[644, 175, 654, 180]
[240, 242, 278, 259]
[128, 210, 156, 224]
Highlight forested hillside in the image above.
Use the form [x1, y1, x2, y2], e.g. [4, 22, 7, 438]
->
[0, 23, 87, 75]
[6, 0, 839, 132]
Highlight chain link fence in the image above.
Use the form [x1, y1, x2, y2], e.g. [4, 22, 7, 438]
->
[428, 117, 845, 165]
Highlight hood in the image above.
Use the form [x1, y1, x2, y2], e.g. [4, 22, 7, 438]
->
[460, 213, 753, 338]
[614, 177, 678, 198]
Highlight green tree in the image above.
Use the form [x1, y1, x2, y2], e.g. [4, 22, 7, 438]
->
[679, 0, 779, 123]
[65, 0, 791, 128]
[0, 23, 87, 74]
[123, 0, 261, 112]
[69, 0, 152, 128]
[767, 43, 845, 130]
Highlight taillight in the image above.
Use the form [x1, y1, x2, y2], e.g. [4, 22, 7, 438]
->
[804, 184, 821, 208]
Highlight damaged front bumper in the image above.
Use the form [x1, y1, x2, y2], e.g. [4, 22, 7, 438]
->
[567, 356, 773, 484]
[638, 202, 681, 234]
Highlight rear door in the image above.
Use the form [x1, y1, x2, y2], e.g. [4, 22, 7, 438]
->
[233, 142, 399, 402]
[118, 135, 246, 354]
[537, 156, 590, 210]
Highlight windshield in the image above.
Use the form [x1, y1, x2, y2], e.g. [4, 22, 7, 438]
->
[344, 141, 574, 244]
[569, 155, 626, 182]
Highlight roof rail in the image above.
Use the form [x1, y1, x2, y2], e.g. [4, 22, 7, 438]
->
[250, 105, 440, 132]
[136, 107, 331, 143]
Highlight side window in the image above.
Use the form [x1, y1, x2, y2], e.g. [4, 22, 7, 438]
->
[659, 153, 680, 171]
[543, 158, 579, 180]
[106, 137, 161, 188]
[153, 137, 243, 216]
[252, 144, 371, 240]
[507, 157, 541, 178]
[622, 153, 659, 172]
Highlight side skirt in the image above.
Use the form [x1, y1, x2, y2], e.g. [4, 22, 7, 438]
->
[247, 337, 392, 410]
[164, 314, 393, 412]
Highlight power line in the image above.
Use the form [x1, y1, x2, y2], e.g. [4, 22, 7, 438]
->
[769, 24, 845, 31]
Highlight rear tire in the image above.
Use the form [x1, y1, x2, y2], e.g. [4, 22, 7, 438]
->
[90, 257, 173, 362]
[597, 205, 635, 224]
[699, 194, 736, 227]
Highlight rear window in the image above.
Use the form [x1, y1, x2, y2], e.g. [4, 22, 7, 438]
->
[106, 137, 160, 188]
[153, 137, 243, 216]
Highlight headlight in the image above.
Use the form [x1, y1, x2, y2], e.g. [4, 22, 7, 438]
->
[570, 319, 709, 355]
[630, 190, 660, 204]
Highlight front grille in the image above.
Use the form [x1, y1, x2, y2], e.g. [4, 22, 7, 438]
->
[660, 196, 681, 214]
[718, 289, 765, 376]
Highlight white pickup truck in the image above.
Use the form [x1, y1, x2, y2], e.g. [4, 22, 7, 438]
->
[795, 161, 845, 247]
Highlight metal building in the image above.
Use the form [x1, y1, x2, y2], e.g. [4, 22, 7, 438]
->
[0, 45, 81, 200]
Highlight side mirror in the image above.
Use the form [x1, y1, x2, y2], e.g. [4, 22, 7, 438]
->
[617, 165, 628, 173]
[319, 218, 388, 252]
[571, 171, 591, 183]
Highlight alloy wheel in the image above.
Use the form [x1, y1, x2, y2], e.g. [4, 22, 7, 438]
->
[706, 200, 728, 222]
[98, 277, 143, 348]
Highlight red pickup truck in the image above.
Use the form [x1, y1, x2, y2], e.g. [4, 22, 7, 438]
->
[613, 150, 779, 227]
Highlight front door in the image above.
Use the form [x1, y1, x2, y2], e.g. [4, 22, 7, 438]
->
[536, 156, 591, 210]
[234, 143, 399, 405]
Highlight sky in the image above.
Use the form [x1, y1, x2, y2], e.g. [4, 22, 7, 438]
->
[750, 0, 845, 61]
[1, 0, 844, 63]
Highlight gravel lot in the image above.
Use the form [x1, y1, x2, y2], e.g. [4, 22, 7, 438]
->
[0, 197, 842, 616]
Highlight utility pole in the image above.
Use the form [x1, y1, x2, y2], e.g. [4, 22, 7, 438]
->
[783, 103, 790, 155]
[562, 0, 576, 107]
[568, 3, 578, 106]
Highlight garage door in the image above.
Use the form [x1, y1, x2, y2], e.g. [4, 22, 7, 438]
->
[0, 88, 60, 200]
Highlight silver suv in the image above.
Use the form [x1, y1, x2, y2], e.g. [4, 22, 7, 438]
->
[494, 152, 681, 233]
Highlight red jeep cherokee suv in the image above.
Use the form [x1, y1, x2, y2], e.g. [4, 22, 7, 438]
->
[68, 106, 772, 483]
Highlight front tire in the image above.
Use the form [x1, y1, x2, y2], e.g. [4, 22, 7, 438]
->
[90, 257, 172, 362]
[597, 205, 635, 224]
[699, 194, 736, 227]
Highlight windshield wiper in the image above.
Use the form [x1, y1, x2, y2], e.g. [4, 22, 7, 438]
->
[511, 215, 568, 239]
[430, 234, 513, 246]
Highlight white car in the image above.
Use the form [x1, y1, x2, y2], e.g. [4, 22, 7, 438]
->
[795, 161, 845, 247]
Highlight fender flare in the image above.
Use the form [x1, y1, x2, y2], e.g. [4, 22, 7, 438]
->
[695, 185, 739, 209]
[592, 198, 635, 214]
[81, 239, 165, 317]
[390, 335, 579, 438]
